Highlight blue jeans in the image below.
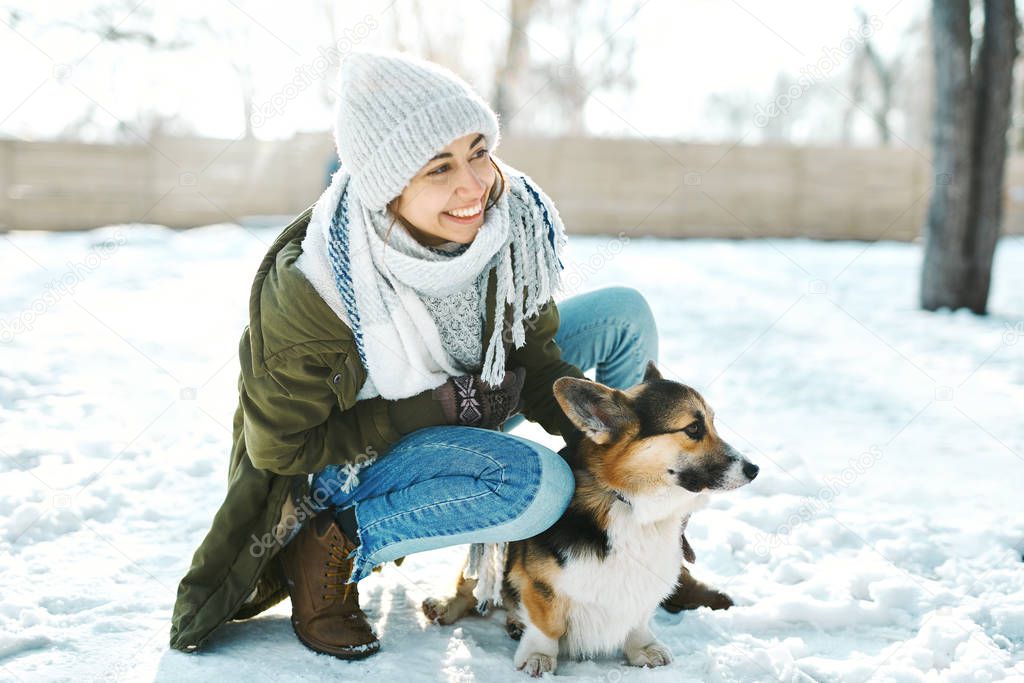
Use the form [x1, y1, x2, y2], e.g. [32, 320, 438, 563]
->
[310, 286, 659, 584]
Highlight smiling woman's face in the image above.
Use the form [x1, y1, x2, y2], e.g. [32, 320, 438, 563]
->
[389, 132, 496, 247]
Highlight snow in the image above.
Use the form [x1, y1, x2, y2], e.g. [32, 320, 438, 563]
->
[1, 223, 1023, 682]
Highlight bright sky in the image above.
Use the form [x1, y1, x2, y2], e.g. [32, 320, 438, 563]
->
[0, 0, 924, 145]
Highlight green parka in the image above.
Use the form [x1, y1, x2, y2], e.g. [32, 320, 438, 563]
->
[169, 207, 585, 651]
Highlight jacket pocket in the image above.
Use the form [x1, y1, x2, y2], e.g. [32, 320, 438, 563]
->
[324, 352, 361, 411]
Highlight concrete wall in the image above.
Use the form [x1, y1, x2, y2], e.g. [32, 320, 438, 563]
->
[2, 133, 1023, 240]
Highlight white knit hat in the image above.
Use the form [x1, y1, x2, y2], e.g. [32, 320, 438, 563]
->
[333, 49, 502, 212]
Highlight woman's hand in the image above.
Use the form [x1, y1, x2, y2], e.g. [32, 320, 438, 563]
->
[433, 366, 526, 430]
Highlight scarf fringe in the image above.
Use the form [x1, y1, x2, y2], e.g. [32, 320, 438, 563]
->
[464, 541, 508, 615]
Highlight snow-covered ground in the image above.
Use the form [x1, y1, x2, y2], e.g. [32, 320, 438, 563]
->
[1, 223, 1022, 682]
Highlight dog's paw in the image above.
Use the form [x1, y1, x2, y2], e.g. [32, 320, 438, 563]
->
[516, 652, 557, 677]
[706, 589, 734, 611]
[626, 640, 674, 668]
[505, 617, 525, 641]
[421, 596, 465, 625]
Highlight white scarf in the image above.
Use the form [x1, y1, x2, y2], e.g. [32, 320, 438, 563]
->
[297, 155, 567, 402]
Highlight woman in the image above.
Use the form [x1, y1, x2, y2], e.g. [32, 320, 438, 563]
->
[169, 50, 714, 661]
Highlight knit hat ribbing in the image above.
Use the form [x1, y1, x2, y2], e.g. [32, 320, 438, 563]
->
[333, 50, 502, 212]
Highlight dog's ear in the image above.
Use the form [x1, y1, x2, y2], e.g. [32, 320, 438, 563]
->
[642, 360, 663, 382]
[553, 377, 633, 445]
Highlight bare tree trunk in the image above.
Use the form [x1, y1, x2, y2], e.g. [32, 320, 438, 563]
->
[409, 0, 436, 62]
[853, 6, 899, 145]
[920, 0, 1018, 313]
[493, 0, 536, 128]
[842, 42, 867, 145]
[864, 40, 896, 144]
[964, 0, 1018, 311]
[231, 62, 256, 139]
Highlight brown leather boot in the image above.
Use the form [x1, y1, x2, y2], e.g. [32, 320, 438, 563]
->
[660, 565, 734, 613]
[280, 510, 380, 659]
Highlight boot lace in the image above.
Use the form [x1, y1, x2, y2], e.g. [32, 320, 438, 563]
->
[322, 542, 356, 602]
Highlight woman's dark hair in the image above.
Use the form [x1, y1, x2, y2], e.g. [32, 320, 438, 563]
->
[383, 155, 507, 249]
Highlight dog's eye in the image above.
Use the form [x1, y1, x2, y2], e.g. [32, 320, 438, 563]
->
[682, 423, 703, 439]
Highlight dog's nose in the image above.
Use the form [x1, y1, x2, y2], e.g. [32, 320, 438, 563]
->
[742, 461, 759, 480]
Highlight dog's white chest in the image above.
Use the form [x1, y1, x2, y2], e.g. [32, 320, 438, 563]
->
[554, 494, 703, 658]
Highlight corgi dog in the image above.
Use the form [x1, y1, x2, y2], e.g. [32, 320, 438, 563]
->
[422, 361, 759, 676]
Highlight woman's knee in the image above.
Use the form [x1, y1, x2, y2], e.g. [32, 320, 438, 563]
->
[537, 447, 575, 511]
[503, 441, 575, 538]
[604, 286, 657, 335]
[385, 427, 576, 538]
[597, 286, 659, 371]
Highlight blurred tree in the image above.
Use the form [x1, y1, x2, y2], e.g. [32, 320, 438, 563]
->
[893, 13, 934, 151]
[842, 6, 903, 145]
[193, 18, 258, 139]
[533, 0, 640, 135]
[921, 0, 1019, 314]
[61, 0, 190, 50]
[492, 0, 538, 127]
[704, 91, 760, 140]
[6, 1, 193, 142]
[759, 71, 823, 143]
[382, 0, 639, 136]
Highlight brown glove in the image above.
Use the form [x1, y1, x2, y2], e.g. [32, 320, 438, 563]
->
[432, 366, 527, 430]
